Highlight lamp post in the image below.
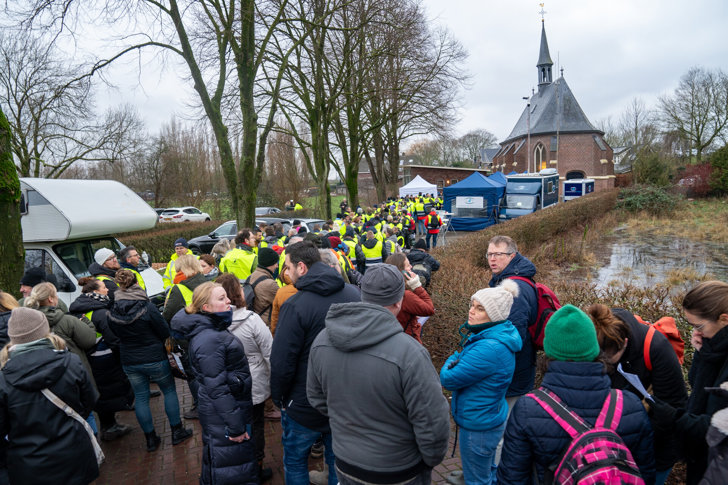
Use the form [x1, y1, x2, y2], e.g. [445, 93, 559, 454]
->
[523, 96, 531, 173]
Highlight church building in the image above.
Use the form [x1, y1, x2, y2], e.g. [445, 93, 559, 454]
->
[492, 20, 615, 191]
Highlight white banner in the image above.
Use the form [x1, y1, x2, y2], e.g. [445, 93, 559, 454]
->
[455, 196, 484, 209]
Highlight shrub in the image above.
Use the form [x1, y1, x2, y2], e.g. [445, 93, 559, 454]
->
[709, 144, 728, 195]
[676, 163, 714, 198]
[616, 185, 683, 217]
[633, 150, 672, 186]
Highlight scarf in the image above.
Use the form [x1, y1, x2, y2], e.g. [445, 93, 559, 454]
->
[83, 292, 110, 305]
[8, 337, 57, 359]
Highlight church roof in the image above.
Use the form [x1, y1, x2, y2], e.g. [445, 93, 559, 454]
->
[502, 76, 601, 143]
[537, 23, 553, 66]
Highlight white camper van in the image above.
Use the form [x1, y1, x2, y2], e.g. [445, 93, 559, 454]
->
[20, 178, 166, 307]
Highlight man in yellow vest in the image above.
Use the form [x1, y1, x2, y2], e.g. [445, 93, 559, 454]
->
[219, 229, 258, 280]
[163, 238, 196, 289]
[119, 245, 147, 290]
[89, 247, 120, 301]
[356, 230, 388, 274]
[425, 208, 443, 249]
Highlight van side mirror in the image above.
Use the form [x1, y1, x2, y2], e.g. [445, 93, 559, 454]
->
[19, 192, 28, 214]
[141, 251, 150, 265]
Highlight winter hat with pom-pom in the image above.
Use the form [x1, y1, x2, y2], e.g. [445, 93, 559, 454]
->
[471, 279, 520, 322]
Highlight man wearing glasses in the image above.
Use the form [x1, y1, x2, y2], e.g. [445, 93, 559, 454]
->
[486, 235, 539, 464]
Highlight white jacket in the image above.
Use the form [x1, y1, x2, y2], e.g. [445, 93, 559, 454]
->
[228, 306, 273, 405]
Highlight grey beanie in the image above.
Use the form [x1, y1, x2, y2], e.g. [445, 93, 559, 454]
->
[8, 307, 50, 345]
[361, 264, 405, 307]
[471, 279, 520, 322]
[94, 247, 116, 266]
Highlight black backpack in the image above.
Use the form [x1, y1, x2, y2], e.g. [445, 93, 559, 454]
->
[241, 276, 272, 319]
[427, 214, 440, 229]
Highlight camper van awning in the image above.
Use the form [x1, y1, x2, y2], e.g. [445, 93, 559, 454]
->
[20, 178, 158, 242]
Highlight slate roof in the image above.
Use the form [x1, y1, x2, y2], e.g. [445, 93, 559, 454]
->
[502, 76, 601, 143]
[537, 22, 553, 67]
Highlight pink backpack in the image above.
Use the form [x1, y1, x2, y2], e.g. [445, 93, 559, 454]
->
[528, 388, 644, 485]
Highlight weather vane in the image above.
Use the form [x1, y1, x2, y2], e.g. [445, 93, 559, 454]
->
[539, 3, 547, 22]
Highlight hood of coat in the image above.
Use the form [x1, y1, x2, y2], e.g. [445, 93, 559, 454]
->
[109, 299, 149, 326]
[37, 306, 66, 328]
[489, 252, 537, 285]
[181, 273, 207, 291]
[68, 293, 111, 314]
[294, 261, 345, 297]
[362, 237, 380, 249]
[324, 302, 402, 352]
[2, 347, 71, 391]
[467, 320, 523, 353]
[88, 261, 116, 278]
[228, 306, 257, 333]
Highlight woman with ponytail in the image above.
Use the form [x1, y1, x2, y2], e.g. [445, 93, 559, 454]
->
[587, 303, 687, 484]
[439, 280, 523, 485]
[171, 282, 258, 485]
[108, 269, 192, 452]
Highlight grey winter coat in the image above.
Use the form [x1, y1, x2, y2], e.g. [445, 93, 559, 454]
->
[307, 302, 450, 477]
[228, 307, 273, 405]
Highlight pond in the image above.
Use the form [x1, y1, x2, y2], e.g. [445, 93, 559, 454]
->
[571, 226, 728, 288]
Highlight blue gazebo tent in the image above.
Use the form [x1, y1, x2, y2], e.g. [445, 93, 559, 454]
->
[443, 172, 505, 231]
[488, 172, 507, 185]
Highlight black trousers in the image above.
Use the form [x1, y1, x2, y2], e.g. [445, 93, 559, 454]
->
[252, 401, 265, 462]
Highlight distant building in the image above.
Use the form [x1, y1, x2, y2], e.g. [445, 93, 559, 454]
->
[493, 21, 615, 192]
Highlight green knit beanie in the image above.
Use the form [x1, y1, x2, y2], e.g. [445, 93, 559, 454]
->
[543, 304, 600, 362]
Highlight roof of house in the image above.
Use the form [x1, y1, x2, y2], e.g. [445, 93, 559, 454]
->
[502, 76, 601, 144]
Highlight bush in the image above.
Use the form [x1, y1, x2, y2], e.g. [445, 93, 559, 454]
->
[710, 144, 728, 195]
[633, 150, 673, 186]
[115, 220, 223, 263]
[424, 190, 618, 369]
[616, 185, 683, 217]
[676, 163, 714, 197]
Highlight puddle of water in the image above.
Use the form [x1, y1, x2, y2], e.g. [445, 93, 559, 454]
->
[569, 227, 728, 288]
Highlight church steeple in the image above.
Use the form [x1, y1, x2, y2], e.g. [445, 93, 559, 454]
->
[537, 21, 553, 88]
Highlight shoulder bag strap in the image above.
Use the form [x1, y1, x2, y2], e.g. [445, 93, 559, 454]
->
[595, 389, 623, 431]
[529, 388, 590, 438]
[41, 388, 105, 464]
[643, 326, 656, 372]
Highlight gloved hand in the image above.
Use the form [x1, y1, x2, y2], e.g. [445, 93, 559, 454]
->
[648, 397, 679, 430]
[405, 271, 422, 290]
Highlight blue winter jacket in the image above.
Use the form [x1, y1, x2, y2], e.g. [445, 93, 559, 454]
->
[496, 361, 656, 485]
[440, 320, 522, 431]
[171, 309, 257, 485]
[489, 252, 538, 396]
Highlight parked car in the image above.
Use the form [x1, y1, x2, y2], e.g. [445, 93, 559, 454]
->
[187, 218, 292, 254]
[158, 206, 211, 223]
[154, 208, 166, 216]
[255, 206, 282, 215]
[293, 218, 326, 232]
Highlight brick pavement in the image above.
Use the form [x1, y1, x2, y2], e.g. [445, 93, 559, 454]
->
[94, 380, 463, 484]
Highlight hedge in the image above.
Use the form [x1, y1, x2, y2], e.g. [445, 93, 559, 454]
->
[115, 220, 223, 263]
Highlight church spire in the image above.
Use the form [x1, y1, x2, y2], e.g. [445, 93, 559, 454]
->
[537, 18, 553, 88]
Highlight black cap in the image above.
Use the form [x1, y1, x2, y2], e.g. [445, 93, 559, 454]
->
[20, 267, 47, 287]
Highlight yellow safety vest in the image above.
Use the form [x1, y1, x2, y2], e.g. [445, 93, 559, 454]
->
[163, 250, 196, 289]
[219, 247, 258, 280]
[343, 240, 357, 259]
[361, 240, 383, 264]
[165, 283, 194, 306]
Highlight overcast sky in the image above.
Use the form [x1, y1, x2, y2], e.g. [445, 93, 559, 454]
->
[93, 0, 728, 146]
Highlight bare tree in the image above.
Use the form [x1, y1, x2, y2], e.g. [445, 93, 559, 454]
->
[266, 120, 309, 205]
[659, 67, 728, 162]
[457, 129, 498, 164]
[618, 98, 659, 151]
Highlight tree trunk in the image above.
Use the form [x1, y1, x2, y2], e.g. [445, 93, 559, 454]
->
[0, 108, 25, 298]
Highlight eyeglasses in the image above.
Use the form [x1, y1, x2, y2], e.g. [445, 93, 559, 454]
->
[690, 321, 709, 333]
[486, 252, 514, 259]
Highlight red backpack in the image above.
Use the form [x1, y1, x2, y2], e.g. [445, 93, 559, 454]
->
[632, 315, 685, 370]
[509, 276, 562, 350]
[529, 388, 644, 485]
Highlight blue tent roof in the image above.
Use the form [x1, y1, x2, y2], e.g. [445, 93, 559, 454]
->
[442, 172, 505, 231]
[488, 172, 507, 185]
[446, 172, 502, 190]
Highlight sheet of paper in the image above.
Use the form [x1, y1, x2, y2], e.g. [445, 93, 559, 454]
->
[617, 363, 653, 401]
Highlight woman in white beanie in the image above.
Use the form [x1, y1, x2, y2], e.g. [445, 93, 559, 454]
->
[0, 307, 99, 484]
[439, 280, 522, 485]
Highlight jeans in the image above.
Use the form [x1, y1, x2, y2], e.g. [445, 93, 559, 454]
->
[123, 360, 182, 433]
[336, 466, 432, 485]
[460, 422, 506, 485]
[425, 232, 438, 249]
[494, 395, 522, 465]
[416, 219, 425, 235]
[281, 410, 336, 485]
[655, 468, 672, 485]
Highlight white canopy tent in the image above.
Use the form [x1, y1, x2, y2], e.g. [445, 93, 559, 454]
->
[398, 175, 438, 197]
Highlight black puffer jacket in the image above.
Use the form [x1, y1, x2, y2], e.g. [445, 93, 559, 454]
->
[675, 325, 728, 485]
[108, 286, 169, 366]
[171, 310, 257, 485]
[70, 294, 133, 414]
[489, 253, 538, 396]
[0, 346, 99, 485]
[270, 262, 361, 431]
[87, 262, 119, 302]
[496, 361, 655, 485]
[610, 308, 687, 471]
[0, 311, 10, 348]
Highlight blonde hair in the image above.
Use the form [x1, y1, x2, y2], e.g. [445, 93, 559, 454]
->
[175, 254, 202, 277]
[0, 291, 19, 312]
[1, 333, 66, 368]
[185, 282, 221, 314]
[24, 282, 57, 308]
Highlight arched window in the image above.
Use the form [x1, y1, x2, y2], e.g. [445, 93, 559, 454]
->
[534, 144, 545, 171]
[566, 171, 585, 180]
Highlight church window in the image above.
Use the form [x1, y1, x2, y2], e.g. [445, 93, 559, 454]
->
[534, 144, 545, 171]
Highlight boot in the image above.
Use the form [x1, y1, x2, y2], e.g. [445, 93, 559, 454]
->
[258, 461, 273, 482]
[171, 423, 193, 445]
[145, 431, 161, 452]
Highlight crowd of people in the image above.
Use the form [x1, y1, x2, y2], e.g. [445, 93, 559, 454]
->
[0, 196, 727, 485]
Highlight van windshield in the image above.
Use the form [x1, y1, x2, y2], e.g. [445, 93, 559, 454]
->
[505, 195, 536, 210]
[53, 238, 123, 279]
